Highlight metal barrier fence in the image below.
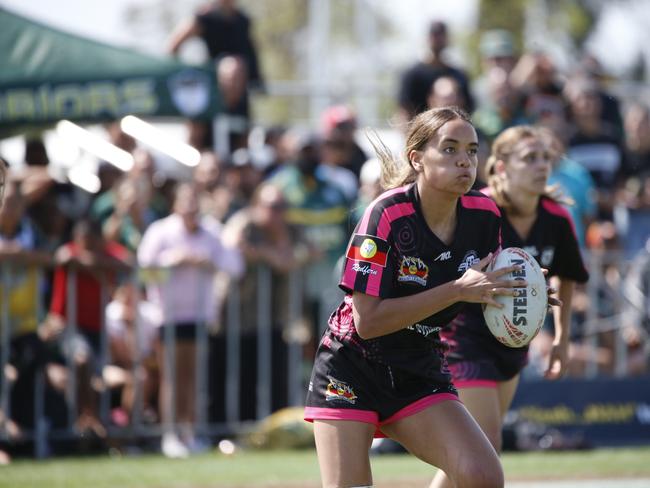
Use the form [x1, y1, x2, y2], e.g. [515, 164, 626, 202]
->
[0, 250, 647, 457]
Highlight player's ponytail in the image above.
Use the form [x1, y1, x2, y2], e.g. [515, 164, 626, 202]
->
[365, 129, 415, 190]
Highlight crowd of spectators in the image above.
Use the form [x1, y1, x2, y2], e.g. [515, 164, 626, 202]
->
[0, 2, 649, 461]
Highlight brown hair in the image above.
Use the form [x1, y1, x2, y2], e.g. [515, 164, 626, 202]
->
[485, 125, 571, 207]
[367, 106, 473, 190]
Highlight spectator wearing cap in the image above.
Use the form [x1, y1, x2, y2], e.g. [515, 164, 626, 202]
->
[318, 110, 360, 202]
[473, 29, 519, 110]
[320, 105, 368, 178]
[480, 29, 518, 73]
[397, 20, 474, 122]
[472, 65, 528, 143]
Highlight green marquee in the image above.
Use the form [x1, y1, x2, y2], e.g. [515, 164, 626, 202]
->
[0, 7, 221, 134]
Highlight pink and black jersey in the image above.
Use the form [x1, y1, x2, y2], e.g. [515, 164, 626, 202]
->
[328, 183, 501, 381]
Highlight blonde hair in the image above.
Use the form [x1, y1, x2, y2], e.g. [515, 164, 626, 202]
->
[485, 125, 571, 207]
[367, 106, 473, 190]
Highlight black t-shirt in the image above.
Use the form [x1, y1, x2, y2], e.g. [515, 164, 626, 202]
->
[567, 129, 623, 190]
[196, 7, 263, 86]
[331, 183, 501, 380]
[398, 62, 474, 118]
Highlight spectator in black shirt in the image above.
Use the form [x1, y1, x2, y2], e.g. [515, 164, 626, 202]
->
[168, 0, 265, 151]
[168, 0, 264, 91]
[397, 21, 474, 122]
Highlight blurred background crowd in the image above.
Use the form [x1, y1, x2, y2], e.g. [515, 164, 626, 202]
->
[1, 0, 649, 462]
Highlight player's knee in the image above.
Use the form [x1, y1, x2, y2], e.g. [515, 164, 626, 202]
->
[454, 458, 503, 488]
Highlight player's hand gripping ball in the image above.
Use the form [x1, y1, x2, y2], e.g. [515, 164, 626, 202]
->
[482, 247, 548, 348]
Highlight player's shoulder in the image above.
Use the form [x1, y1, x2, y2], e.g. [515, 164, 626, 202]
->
[460, 189, 501, 217]
[365, 185, 412, 213]
[539, 196, 572, 223]
[356, 184, 414, 235]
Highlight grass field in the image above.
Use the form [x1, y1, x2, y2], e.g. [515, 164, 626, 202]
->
[2, 446, 650, 488]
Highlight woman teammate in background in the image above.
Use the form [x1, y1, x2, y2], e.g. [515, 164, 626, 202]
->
[304, 107, 526, 488]
[432, 125, 589, 487]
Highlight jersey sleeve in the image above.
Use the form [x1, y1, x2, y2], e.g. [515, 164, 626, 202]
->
[463, 191, 502, 257]
[549, 210, 589, 283]
[339, 216, 397, 298]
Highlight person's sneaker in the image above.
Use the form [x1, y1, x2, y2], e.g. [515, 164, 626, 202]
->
[161, 433, 189, 459]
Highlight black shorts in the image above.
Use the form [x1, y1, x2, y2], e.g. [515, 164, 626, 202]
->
[444, 314, 528, 387]
[304, 333, 458, 437]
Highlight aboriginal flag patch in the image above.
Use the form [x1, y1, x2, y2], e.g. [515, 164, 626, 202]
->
[346, 234, 390, 267]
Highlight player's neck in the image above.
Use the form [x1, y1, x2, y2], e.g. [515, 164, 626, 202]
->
[506, 191, 539, 218]
[419, 189, 458, 245]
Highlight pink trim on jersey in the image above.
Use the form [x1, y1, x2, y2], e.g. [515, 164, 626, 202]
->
[542, 198, 578, 239]
[461, 195, 500, 216]
[347, 187, 412, 295]
[380, 393, 459, 426]
[304, 407, 379, 425]
[357, 185, 410, 234]
[370, 201, 416, 293]
[453, 379, 498, 389]
[341, 261, 381, 296]
[376, 202, 416, 240]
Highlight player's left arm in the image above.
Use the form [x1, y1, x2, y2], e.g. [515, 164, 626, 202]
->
[545, 275, 575, 379]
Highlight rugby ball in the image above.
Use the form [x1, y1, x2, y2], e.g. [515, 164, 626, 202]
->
[482, 247, 547, 348]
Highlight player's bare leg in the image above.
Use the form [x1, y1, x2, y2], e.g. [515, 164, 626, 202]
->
[313, 420, 375, 488]
[381, 399, 503, 488]
[429, 378, 519, 487]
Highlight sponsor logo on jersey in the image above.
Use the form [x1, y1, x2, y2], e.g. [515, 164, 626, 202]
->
[407, 323, 441, 337]
[541, 247, 555, 267]
[346, 234, 390, 267]
[325, 377, 358, 404]
[457, 250, 480, 272]
[524, 245, 554, 267]
[352, 263, 377, 276]
[434, 251, 452, 261]
[398, 256, 429, 286]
